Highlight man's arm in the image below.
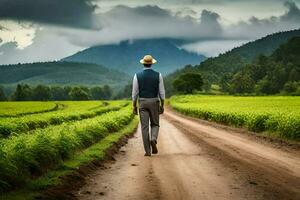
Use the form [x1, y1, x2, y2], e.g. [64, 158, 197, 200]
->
[132, 74, 139, 114]
[158, 73, 165, 113]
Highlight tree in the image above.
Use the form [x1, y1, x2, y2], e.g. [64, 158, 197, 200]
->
[12, 84, 33, 101]
[173, 73, 203, 94]
[231, 72, 255, 94]
[79, 86, 90, 94]
[90, 86, 104, 100]
[63, 86, 72, 100]
[69, 87, 89, 100]
[114, 83, 132, 99]
[102, 85, 112, 100]
[33, 85, 51, 101]
[288, 67, 300, 82]
[256, 77, 274, 94]
[283, 81, 299, 93]
[50, 86, 67, 100]
[246, 63, 267, 82]
[0, 86, 6, 101]
[219, 74, 232, 93]
[80, 86, 91, 99]
[202, 80, 212, 92]
[257, 64, 288, 94]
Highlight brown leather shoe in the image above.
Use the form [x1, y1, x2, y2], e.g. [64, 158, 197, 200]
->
[151, 140, 158, 154]
[144, 153, 151, 156]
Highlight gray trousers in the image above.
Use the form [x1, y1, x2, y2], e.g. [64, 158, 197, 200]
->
[139, 99, 160, 154]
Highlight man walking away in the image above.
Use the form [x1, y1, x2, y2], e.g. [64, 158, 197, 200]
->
[132, 55, 165, 156]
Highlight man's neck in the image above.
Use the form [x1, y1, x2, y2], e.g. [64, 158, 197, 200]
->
[143, 67, 152, 70]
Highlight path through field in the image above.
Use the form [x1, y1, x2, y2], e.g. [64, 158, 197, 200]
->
[74, 109, 300, 200]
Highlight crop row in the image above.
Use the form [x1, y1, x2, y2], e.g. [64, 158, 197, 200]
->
[170, 95, 300, 139]
[0, 101, 110, 118]
[0, 102, 60, 117]
[0, 101, 128, 137]
[0, 106, 134, 191]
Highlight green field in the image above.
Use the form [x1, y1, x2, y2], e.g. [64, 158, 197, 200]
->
[0, 101, 127, 137]
[170, 95, 300, 139]
[0, 102, 59, 117]
[0, 101, 137, 194]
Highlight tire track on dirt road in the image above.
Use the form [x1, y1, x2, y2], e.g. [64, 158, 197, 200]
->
[74, 110, 300, 200]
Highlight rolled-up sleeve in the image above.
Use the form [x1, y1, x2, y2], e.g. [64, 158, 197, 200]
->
[159, 73, 165, 100]
[132, 74, 139, 101]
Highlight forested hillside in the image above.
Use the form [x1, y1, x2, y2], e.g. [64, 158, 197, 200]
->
[197, 29, 300, 76]
[166, 29, 300, 95]
[223, 36, 300, 94]
[0, 61, 130, 87]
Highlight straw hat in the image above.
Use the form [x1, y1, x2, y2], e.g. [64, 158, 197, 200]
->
[140, 55, 157, 65]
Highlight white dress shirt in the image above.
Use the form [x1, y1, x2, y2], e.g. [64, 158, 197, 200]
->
[132, 68, 165, 101]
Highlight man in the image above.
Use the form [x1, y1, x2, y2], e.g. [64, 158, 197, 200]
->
[132, 55, 165, 156]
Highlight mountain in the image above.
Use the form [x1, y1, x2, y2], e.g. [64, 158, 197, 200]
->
[197, 29, 300, 75]
[165, 29, 300, 95]
[62, 38, 206, 75]
[0, 61, 130, 87]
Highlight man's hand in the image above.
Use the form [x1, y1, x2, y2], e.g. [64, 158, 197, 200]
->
[159, 100, 164, 114]
[159, 105, 164, 114]
[133, 106, 138, 115]
[132, 100, 138, 115]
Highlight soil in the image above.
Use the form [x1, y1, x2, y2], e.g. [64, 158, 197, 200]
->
[53, 109, 300, 200]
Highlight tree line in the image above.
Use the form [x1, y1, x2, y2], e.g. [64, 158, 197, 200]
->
[165, 36, 300, 96]
[0, 84, 113, 101]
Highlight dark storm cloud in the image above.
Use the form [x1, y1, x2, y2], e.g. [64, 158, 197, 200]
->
[281, 1, 300, 21]
[101, 0, 300, 5]
[0, 28, 82, 64]
[63, 5, 224, 47]
[1, 0, 300, 63]
[226, 1, 300, 39]
[0, 0, 99, 29]
[200, 10, 222, 34]
[34, 2, 300, 49]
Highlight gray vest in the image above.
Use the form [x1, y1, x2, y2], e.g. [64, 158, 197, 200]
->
[136, 69, 159, 98]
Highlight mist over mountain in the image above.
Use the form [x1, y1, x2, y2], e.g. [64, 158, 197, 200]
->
[62, 38, 206, 75]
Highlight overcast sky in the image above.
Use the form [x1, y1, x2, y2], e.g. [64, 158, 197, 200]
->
[0, 0, 299, 64]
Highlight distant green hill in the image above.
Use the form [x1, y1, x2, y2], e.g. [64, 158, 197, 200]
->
[196, 29, 300, 77]
[0, 61, 130, 87]
[62, 38, 206, 75]
[165, 29, 300, 95]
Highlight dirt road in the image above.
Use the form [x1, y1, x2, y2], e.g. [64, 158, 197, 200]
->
[74, 109, 300, 200]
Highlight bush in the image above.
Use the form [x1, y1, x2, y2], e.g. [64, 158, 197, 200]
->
[69, 87, 90, 100]
[283, 81, 299, 94]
